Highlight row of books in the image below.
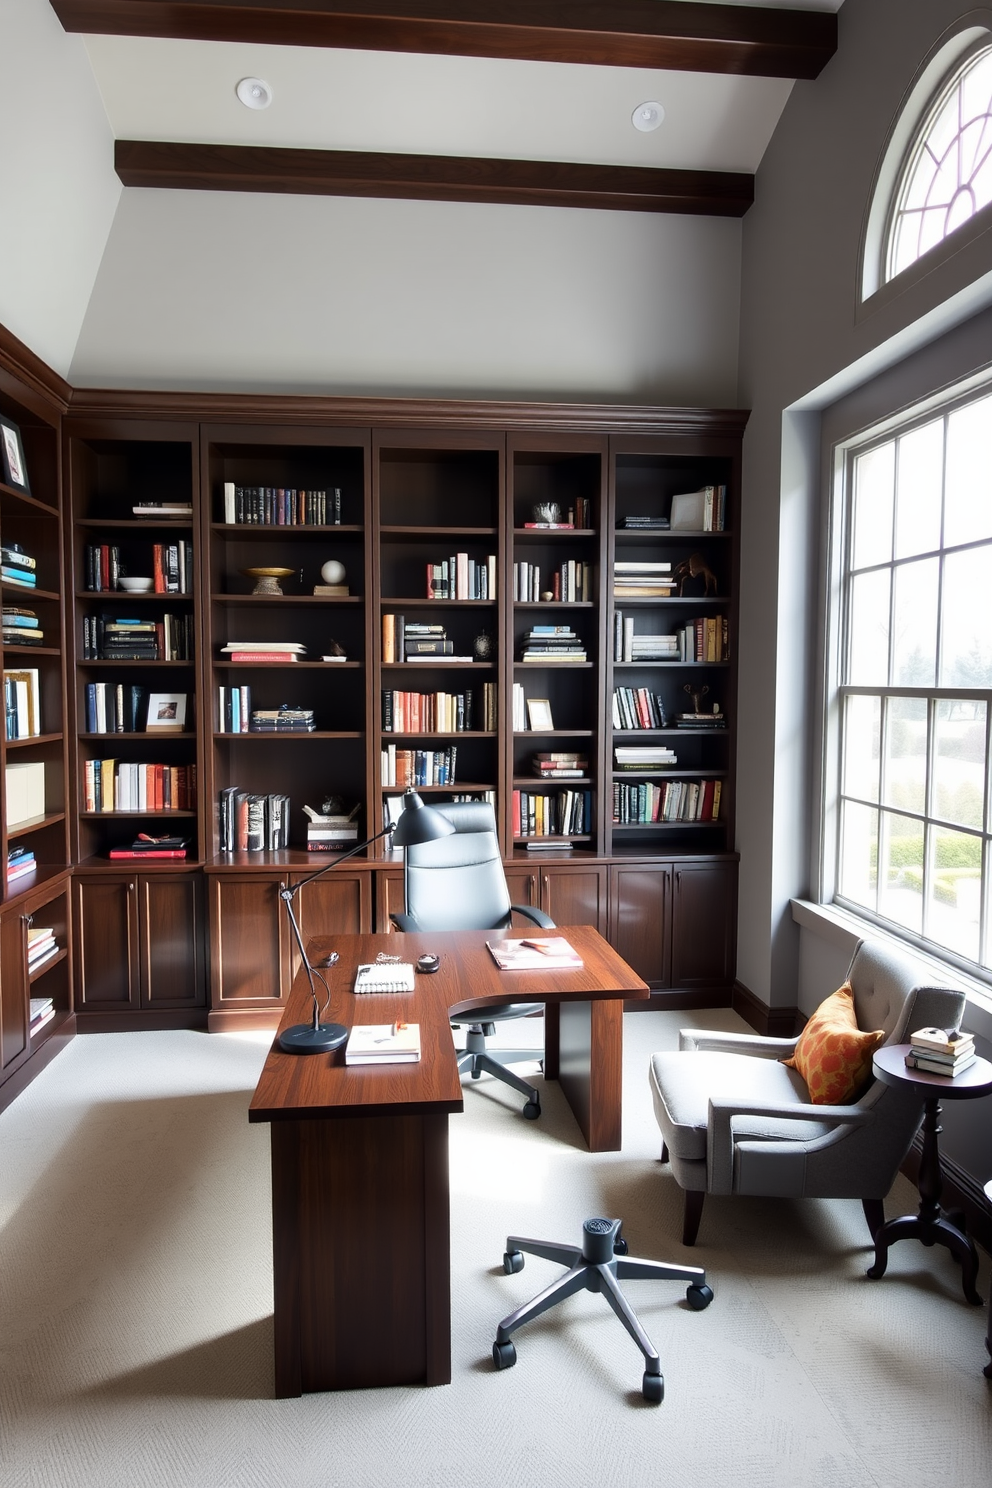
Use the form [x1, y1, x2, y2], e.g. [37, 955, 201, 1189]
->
[615, 614, 678, 662]
[613, 778, 721, 824]
[7, 845, 36, 884]
[3, 606, 43, 646]
[382, 788, 495, 830]
[531, 751, 588, 779]
[512, 788, 591, 839]
[4, 667, 41, 738]
[612, 561, 674, 599]
[615, 745, 678, 770]
[612, 687, 668, 731]
[85, 683, 188, 734]
[382, 618, 473, 663]
[677, 616, 729, 664]
[2, 542, 37, 588]
[81, 614, 195, 661]
[221, 484, 341, 526]
[904, 1026, 977, 1076]
[513, 560, 593, 603]
[382, 686, 494, 733]
[82, 760, 197, 812]
[83, 542, 193, 594]
[381, 744, 459, 787]
[220, 640, 305, 663]
[424, 553, 496, 601]
[617, 515, 669, 530]
[519, 625, 587, 663]
[218, 787, 291, 851]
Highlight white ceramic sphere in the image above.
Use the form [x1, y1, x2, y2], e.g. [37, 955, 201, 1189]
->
[321, 560, 346, 585]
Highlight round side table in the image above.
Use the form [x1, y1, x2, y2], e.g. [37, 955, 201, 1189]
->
[866, 1044, 992, 1305]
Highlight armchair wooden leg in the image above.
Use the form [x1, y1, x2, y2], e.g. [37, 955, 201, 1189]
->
[862, 1197, 884, 1241]
[661, 1141, 669, 1164]
[683, 1190, 705, 1247]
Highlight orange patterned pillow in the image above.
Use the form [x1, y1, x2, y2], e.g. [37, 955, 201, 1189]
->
[783, 983, 885, 1104]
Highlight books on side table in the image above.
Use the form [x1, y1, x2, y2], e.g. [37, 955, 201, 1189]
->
[905, 1026, 976, 1076]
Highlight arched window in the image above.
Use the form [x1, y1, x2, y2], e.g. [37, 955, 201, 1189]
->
[885, 40, 992, 283]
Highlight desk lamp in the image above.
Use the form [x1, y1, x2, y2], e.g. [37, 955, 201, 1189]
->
[277, 789, 455, 1054]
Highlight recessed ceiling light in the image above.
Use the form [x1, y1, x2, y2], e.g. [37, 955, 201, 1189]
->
[236, 77, 272, 110]
[631, 101, 664, 133]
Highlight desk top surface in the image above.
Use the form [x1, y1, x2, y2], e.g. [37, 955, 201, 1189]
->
[248, 925, 647, 1123]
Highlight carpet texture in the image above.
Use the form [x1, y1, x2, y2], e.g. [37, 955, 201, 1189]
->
[1, 1010, 990, 1488]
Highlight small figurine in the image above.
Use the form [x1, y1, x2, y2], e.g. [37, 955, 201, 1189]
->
[674, 551, 718, 596]
[683, 683, 711, 715]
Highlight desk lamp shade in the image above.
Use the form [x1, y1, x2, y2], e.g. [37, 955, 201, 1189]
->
[277, 789, 454, 1054]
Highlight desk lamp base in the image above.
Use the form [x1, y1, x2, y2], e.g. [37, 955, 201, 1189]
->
[278, 1022, 348, 1055]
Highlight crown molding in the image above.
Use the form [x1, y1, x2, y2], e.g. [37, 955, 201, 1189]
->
[0, 323, 71, 423]
[50, 1, 837, 79]
[115, 139, 753, 215]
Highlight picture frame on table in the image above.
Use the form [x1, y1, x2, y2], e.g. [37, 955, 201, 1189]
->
[0, 414, 30, 494]
[145, 692, 188, 731]
[526, 698, 554, 731]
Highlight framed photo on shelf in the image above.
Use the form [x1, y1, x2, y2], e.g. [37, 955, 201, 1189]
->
[526, 698, 554, 731]
[0, 414, 30, 494]
[145, 692, 187, 731]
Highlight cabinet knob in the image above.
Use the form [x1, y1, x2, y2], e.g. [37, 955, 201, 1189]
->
[128, 882, 136, 893]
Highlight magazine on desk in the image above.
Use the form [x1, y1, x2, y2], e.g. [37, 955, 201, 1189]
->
[345, 1022, 421, 1064]
[486, 936, 583, 970]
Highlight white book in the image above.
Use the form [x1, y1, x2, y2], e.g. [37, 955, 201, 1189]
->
[345, 1021, 421, 1064]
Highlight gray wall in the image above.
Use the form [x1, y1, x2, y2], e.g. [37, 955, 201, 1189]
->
[737, 0, 992, 1008]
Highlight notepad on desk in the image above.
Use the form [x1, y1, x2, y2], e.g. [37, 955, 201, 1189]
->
[353, 962, 416, 994]
[486, 937, 583, 970]
[345, 1022, 421, 1064]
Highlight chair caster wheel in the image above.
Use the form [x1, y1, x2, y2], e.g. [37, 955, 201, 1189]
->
[503, 1250, 524, 1274]
[614, 1236, 629, 1256]
[493, 1339, 517, 1370]
[686, 1283, 713, 1311]
[522, 1100, 541, 1120]
[642, 1371, 664, 1403]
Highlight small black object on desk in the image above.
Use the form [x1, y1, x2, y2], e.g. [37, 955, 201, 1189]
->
[866, 1043, 992, 1305]
[417, 953, 441, 974]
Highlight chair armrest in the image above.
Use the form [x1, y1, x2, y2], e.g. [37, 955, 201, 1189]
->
[706, 1095, 874, 1193]
[509, 904, 556, 929]
[679, 1028, 799, 1058]
[390, 912, 419, 932]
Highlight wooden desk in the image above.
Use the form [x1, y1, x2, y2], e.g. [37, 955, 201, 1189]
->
[248, 926, 649, 1396]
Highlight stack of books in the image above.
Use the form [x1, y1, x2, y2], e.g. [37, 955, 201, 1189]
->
[304, 804, 361, 851]
[1, 543, 36, 587]
[532, 752, 587, 779]
[676, 709, 726, 729]
[221, 640, 305, 663]
[250, 706, 315, 732]
[7, 845, 36, 884]
[93, 617, 159, 661]
[132, 500, 193, 518]
[905, 1027, 976, 1076]
[3, 607, 42, 646]
[612, 562, 674, 598]
[617, 515, 669, 530]
[519, 625, 587, 663]
[109, 834, 189, 860]
[27, 926, 59, 975]
[615, 744, 678, 770]
[29, 996, 56, 1035]
[614, 612, 678, 662]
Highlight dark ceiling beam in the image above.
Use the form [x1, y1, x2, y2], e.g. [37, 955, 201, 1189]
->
[52, 2, 836, 79]
[114, 139, 754, 216]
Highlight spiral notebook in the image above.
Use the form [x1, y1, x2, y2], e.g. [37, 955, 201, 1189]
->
[353, 962, 416, 994]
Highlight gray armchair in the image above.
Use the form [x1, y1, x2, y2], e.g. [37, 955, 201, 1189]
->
[648, 937, 966, 1245]
[391, 800, 554, 1118]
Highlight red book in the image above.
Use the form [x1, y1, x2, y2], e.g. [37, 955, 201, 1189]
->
[227, 650, 299, 663]
[153, 544, 166, 593]
[109, 849, 188, 859]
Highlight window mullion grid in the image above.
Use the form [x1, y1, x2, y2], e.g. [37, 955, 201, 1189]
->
[922, 695, 936, 943]
[983, 701, 992, 968]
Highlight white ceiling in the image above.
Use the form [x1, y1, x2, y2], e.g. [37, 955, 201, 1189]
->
[79, 1, 844, 177]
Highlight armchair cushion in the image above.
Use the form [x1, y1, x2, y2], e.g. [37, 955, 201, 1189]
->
[782, 982, 885, 1105]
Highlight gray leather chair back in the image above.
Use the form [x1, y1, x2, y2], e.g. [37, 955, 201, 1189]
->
[402, 801, 513, 932]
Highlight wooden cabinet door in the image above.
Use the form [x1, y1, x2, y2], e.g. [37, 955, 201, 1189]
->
[669, 860, 737, 991]
[374, 868, 405, 931]
[73, 876, 139, 1010]
[608, 863, 672, 990]
[536, 863, 607, 930]
[0, 909, 30, 1071]
[294, 870, 371, 968]
[502, 865, 540, 918]
[138, 874, 206, 1008]
[209, 874, 290, 1012]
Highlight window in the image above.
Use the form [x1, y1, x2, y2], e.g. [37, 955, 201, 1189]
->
[831, 377, 992, 979]
[886, 40, 992, 283]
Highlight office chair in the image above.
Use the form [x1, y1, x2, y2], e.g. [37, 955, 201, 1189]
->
[390, 800, 555, 1118]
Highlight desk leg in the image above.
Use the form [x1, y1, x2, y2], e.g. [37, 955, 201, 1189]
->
[270, 1112, 451, 1395]
[557, 998, 623, 1152]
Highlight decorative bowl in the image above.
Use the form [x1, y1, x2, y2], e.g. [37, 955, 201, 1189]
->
[241, 566, 296, 595]
[119, 576, 154, 593]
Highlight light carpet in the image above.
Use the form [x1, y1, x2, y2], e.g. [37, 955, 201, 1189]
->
[1, 1010, 990, 1488]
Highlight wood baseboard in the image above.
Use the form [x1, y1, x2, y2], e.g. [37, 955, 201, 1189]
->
[75, 1009, 208, 1033]
[731, 979, 801, 1036]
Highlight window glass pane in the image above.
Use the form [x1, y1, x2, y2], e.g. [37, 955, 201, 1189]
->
[851, 443, 893, 568]
[927, 827, 981, 960]
[933, 699, 987, 829]
[944, 393, 992, 546]
[842, 695, 881, 803]
[894, 420, 942, 558]
[878, 811, 924, 934]
[882, 696, 927, 814]
[848, 569, 890, 685]
[838, 801, 878, 912]
[939, 545, 992, 686]
[892, 557, 938, 684]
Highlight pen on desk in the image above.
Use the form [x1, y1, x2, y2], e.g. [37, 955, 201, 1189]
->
[520, 939, 553, 953]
